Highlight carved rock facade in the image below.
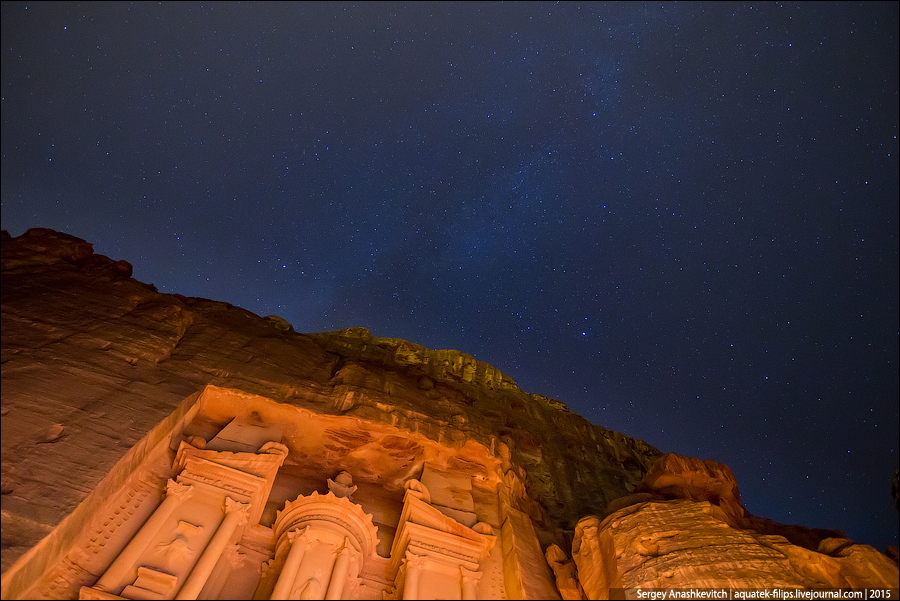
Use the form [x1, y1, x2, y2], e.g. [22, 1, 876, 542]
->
[2, 229, 898, 599]
[5, 385, 550, 599]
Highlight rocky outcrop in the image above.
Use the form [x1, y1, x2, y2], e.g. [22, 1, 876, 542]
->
[633, 453, 853, 552]
[545, 543, 586, 600]
[308, 327, 521, 393]
[571, 454, 899, 596]
[574, 500, 898, 595]
[0, 228, 659, 576]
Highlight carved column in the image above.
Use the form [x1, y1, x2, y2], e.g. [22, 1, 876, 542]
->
[402, 552, 428, 600]
[95, 479, 193, 593]
[270, 527, 312, 600]
[175, 497, 250, 600]
[324, 537, 355, 600]
[199, 543, 245, 601]
[459, 566, 481, 600]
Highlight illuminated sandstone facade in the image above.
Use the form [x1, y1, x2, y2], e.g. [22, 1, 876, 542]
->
[10, 385, 553, 600]
[5, 385, 898, 600]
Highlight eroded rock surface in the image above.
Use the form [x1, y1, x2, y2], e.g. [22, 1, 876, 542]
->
[4, 230, 897, 599]
[575, 500, 898, 595]
[1, 229, 660, 576]
[572, 454, 899, 596]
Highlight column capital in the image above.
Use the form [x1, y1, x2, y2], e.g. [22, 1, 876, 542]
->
[459, 565, 482, 600]
[459, 565, 482, 585]
[259, 558, 275, 577]
[287, 525, 313, 545]
[165, 479, 193, 502]
[404, 551, 428, 571]
[224, 497, 250, 526]
[336, 536, 356, 557]
[402, 551, 425, 600]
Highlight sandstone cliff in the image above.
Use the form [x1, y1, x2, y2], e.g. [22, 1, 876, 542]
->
[0, 228, 658, 575]
[2, 228, 896, 599]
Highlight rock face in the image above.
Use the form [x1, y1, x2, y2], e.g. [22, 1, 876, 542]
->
[573, 456, 899, 597]
[1, 228, 897, 599]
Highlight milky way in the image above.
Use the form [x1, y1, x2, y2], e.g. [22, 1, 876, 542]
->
[2, 2, 897, 551]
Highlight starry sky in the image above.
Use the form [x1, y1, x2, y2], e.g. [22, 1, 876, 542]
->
[2, 2, 898, 552]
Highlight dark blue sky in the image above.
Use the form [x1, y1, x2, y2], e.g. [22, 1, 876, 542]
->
[3, 2, 898, 552]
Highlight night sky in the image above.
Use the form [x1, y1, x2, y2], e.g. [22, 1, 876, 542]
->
[2, 2, 898, 552]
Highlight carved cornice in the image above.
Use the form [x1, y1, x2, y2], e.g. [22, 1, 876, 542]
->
[406, 535, 482, 569]
[174, 440, 287, 479]
[176, 458, 259, 498]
